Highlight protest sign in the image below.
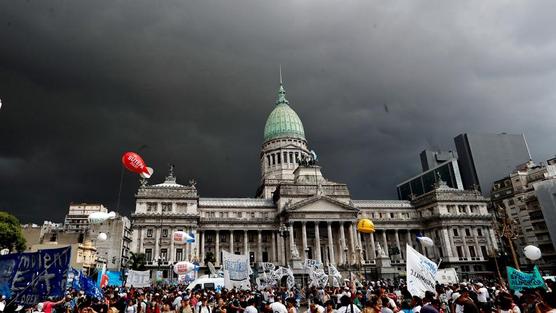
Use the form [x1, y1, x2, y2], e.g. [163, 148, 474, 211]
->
[435, 268, 459, 285]
[406, 244, 438, 298]
[126, 270, 151, 288]
[222, 250, 250, 289]
[507, 266, 546, 291]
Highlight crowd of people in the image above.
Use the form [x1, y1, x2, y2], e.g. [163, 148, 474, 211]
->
[1, 278, 555, 313]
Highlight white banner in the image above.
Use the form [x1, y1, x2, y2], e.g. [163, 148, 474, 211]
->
[222, 250, 251, 289]
[406, 244, 438, 298]
[126, 270, 151, 288]
[328, 265, 342, 287]
[435, 268, 459, 285]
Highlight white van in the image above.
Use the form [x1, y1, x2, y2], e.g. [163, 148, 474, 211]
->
[186, 275, 224, 291]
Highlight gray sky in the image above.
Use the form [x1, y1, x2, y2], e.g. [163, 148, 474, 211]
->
[1, 0, 556, 222]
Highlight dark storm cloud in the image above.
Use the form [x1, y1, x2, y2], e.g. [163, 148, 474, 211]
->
[1, 1, 556, 222]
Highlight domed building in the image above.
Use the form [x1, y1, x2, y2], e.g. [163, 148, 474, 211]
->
[130, 77, 498, 282]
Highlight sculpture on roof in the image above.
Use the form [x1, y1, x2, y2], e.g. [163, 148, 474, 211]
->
[299, 150, 318, 166]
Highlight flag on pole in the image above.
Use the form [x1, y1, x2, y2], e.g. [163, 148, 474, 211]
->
[406, 244, 438, 298]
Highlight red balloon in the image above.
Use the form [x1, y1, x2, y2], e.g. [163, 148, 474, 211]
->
[122, 152, 154, 178]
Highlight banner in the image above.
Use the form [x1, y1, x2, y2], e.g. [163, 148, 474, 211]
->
[1, 247, 71, 305]
[79, 274, 104, 299]
[406, 244, 438, 298]
[125, 270, 151, 288]
[222, 250, 250, 289]
[507, 266, 546, 291]
[328, 265, 342, 287]
[0, 253, 21, 298]
[105, 271, 123, 287]
[435, 268, 459, 285]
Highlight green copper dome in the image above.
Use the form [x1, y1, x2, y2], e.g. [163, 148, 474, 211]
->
[263, 83, 305, 142]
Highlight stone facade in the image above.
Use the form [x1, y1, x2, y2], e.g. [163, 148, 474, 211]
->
[130, 82, 498, 281]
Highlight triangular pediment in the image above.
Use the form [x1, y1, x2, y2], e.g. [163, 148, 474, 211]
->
[286, 195, 359, 213]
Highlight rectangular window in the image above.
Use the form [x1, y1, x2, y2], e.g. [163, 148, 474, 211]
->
[453, 228, 458, 236]
[456, 246, 463, 258]
[469, 246, 476, 258]
[162, 229, 168, 238]
[277, 153, 281, 164]
[477, 228, 482, 236]
[160, 248, 168, 260]
[289, 152, 293, 163]
[221, 234, 227, 243]
[458, 205, 466, 213]
[267, 155, 271, 166]
[465, 229, 471, 236]
[390, 213, 394, 218]
[145, 249, 153, 261]
[147, 229, 153, 238]
[295, 152, 299, 163]
[176, 248, 183, 261]
[147, 202, 157, 212]
[251, 212, 255, 218]
[162, 203, 172, 212]
[272, 154, 276, 165]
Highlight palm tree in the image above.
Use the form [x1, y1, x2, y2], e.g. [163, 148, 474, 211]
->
[128, 252, 147, 271]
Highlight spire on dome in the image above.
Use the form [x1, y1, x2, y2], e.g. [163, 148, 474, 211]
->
[276, 66, 289, 105]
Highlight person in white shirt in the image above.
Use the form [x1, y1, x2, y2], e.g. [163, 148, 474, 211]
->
[244, 299, 258, 313]
[265, 301, 288, 313]
[336, 296, 361, 313]
[474, 283, 489, 310]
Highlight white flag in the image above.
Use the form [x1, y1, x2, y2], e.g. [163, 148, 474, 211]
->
[222, 250, 251, 289]
[406, 244, 438, 298]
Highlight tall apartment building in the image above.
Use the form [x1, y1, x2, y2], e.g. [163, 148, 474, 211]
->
[89, 215, 132, 271]
[491, 158, 556, 273]
[64, 203, 108, 233]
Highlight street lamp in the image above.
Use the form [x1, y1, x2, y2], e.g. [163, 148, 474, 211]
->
[344, 247, 350, 286]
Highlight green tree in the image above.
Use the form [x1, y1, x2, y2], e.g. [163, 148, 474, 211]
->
[0, 211, 26, 252]
[128, 252, 147, 270]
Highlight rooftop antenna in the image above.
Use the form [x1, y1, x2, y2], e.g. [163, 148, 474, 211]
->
[279, 64, 283, 85]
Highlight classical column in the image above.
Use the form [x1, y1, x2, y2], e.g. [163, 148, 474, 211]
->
[271, 232, 277, 263]
[358, 232, 363, 256]
[442, 228, 453, 258]
[339, 223, 346, 265]
[395, 230, 401, 259]
[450, 227, 458, 257]
[258, 230, 263, 262]
[244, 230, 249, 255]
[215, 230, 220, 266]
[370, 232, 376, 259]
[278, 233, 286, 265]
[302, 222, 308, 260]
[139, 227, 145, 252]
[170, 227, 175, 262]
[230, 230, 234, 253]
[382, 230, 389, 257]
[200, 231, 205, 265]
[349, 222, 356, 264]
[473, 228, 482, 259]
[406, 230, 412, 249]
[314, 222, 322, 263]
[327, 222, 335, 265]
[461, 227, 470, 258]
[288, 223, 295, 261]
[155, 228, 161, 258]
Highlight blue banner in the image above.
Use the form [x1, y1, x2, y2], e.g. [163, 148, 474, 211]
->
[507, 266, 546, 291]
[0, 253, 22, 298]
[106, 271, 123, 287]
[79, 274, 104, 299]
[16, 247, 71, 305]
[0, 246, 71, 305]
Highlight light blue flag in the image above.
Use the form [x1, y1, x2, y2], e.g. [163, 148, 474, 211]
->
[507, 266, 546, 291]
